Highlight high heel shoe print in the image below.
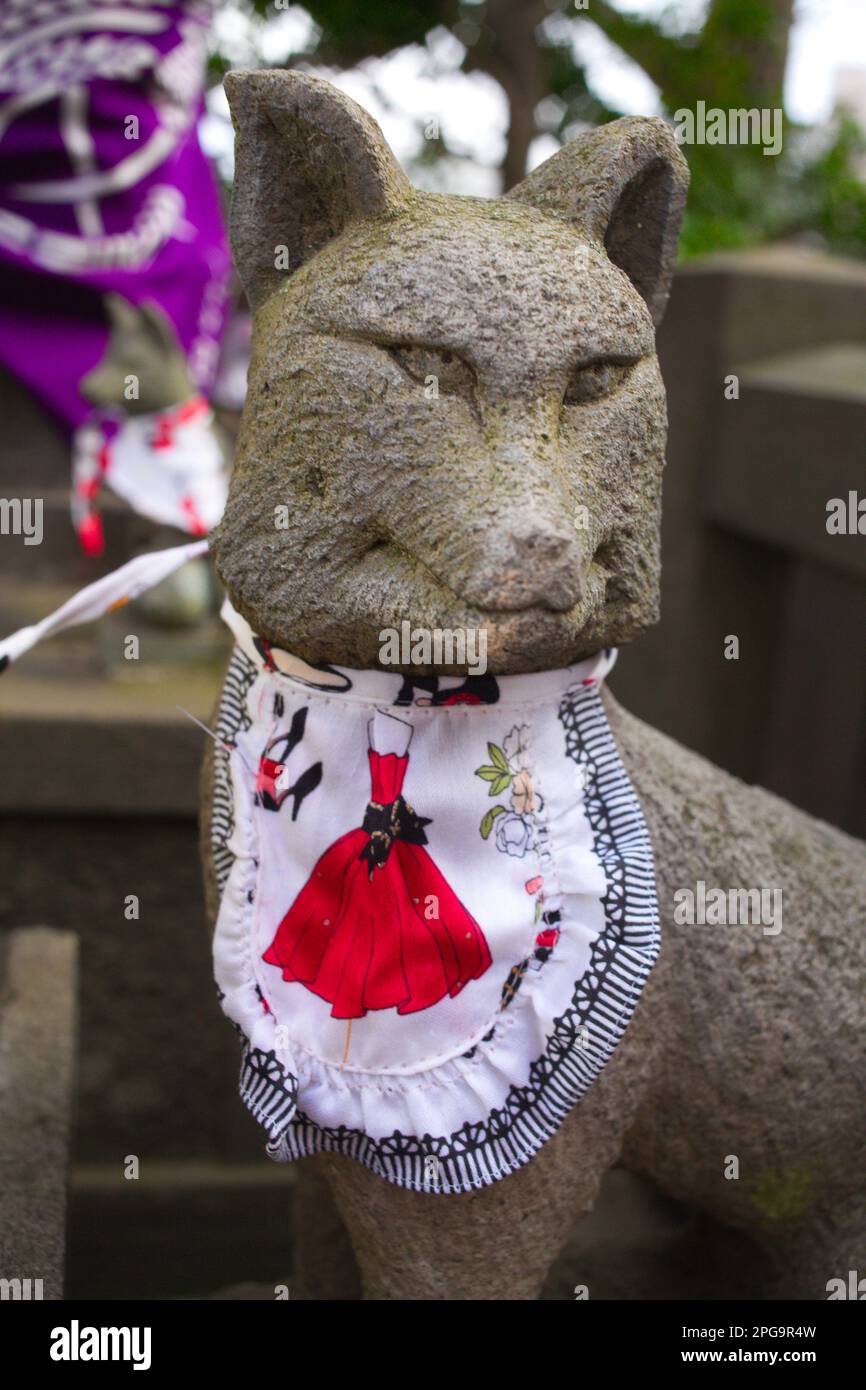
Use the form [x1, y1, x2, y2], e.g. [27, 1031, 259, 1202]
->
[255, 706, 323, 816]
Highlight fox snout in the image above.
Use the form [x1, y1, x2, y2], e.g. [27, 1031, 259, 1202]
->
[460, 520, 584, 613]
[441, 398, 586, 614]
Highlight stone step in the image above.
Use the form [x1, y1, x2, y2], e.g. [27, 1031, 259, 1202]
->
[0, 927, 78, 1301]
[0, 488, 166, 580]
[68, 1161, 296, 1301]
[0, 574, 231, 815]
[67, 1160, 771, 1301]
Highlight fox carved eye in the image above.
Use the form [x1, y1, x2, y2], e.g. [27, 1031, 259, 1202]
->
[564, 358, 637, 406]
[386, 344, 476, 398]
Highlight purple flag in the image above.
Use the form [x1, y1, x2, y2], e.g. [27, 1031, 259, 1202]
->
[0, 1, 232, 551]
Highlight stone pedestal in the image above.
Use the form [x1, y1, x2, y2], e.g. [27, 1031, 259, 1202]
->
[0, 927, 78, 1301]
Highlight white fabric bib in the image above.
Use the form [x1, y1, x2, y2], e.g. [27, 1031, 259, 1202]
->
[0, 550, 660, 1195]
[212, 601, 660, 1194]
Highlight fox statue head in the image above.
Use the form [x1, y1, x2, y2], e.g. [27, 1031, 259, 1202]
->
[212, 70, 689, 674]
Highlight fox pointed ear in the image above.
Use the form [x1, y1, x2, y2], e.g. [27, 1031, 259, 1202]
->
[507, 116, 689, 326]
[224, 69, 412, 310]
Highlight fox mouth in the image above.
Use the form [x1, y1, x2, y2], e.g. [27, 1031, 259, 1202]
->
[356, 533, 612, 623]
[333, 535, 626, 674]
[217, 523, 640, 677]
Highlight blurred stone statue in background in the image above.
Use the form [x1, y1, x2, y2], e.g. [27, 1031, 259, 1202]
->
[0, 0, 231, 563]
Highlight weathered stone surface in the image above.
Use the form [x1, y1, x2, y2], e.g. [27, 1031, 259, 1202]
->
[316, 700, 866, 1300]
[212, 71, 688, 674]
[203, 71, 865, 1299]
[609, 693, 866, 1298]
[507, 115, 687, 326]
[0, 927, 78, 1301]
[223, 68, 413, 313]
[0, 817, 246, 1165]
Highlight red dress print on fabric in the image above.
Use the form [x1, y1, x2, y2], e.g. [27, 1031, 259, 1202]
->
[262, 715, 492, 1020]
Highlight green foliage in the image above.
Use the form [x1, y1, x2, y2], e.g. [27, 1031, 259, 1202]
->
[797, 119, 866, 258]
[214, 0, 866, 259]
[284, 0, 457, 65]
[575, 0, 866, 259]
[675, 119, 866, 259]
[540, 40, 620, 134]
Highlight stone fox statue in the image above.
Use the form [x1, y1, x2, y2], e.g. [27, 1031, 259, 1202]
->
[201, 69, 865, 1301]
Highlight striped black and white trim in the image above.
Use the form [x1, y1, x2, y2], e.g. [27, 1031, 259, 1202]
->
[210, 650, 302, 1134]
[210, 648, 256, 895]
[242, 682, 659, 1194]
[239, 1043, 299, 1139]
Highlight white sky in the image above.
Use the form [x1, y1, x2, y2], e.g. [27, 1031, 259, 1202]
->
[202, 0, 866, 181]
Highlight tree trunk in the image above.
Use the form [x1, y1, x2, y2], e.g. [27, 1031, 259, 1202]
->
[704, 0, 795, 107]
[475, 0, 548, 189]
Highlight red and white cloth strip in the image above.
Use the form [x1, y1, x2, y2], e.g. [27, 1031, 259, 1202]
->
[0, 539, 208, 671]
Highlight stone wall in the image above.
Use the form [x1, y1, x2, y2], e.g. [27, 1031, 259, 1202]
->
[614, 245, 866, 839]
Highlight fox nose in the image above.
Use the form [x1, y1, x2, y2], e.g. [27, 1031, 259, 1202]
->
[461, 519, 584, 612]
[450, 394, 585, 612]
